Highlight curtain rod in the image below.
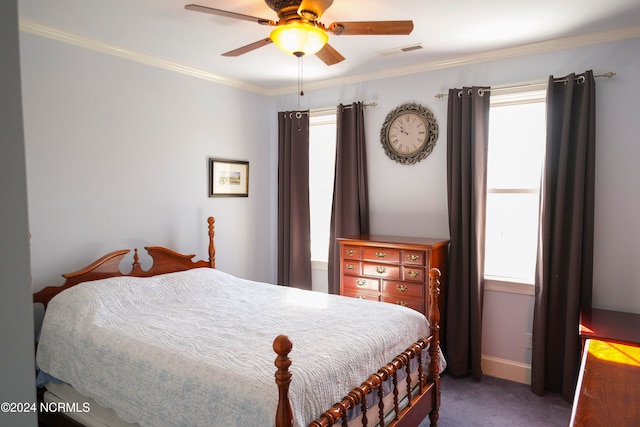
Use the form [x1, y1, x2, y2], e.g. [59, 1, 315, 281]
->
[433, 71, 616, 99]
[308, 102, 377, 116]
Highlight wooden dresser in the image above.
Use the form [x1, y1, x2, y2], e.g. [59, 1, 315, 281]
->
[570, 339, 640, 426]
[337, 235, 449, 329]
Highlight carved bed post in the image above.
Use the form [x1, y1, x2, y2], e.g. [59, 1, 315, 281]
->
[206, 216, 216, 268]
[274, 334, 294, 427]
[130, 248, 143, 274]
[427, 268, 441, 426]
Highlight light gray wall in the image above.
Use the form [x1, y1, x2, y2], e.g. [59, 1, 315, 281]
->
[0, 1, 37, 426]
[276, 37, 640, 366]
[19, 32, 278, 290]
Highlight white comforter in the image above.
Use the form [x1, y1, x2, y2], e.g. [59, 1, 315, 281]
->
[37, 268, 436, 427]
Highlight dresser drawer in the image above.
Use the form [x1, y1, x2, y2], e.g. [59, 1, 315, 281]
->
[403, 250, 427, 266]
[362, 247, 400, 263]
[342, 245, 362, 260]
[381, 294, 424, 313]
[342, 260, 361, 275]
[362, 262, 401, 279]
[402, 267, 425, 282]
[381, 280, 424, 299]
[342, 288, 381, 302]
[343, 276, 379, 292]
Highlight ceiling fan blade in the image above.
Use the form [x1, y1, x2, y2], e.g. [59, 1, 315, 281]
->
[315, 43, 345, 66]
[329, 21, 414, 36]
[222, 38, 273, 57]
[185, 4, 275, 26]
[298, 0, 334, 20]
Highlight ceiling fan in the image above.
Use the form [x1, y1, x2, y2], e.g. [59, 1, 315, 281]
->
[185, 0, 414, 65]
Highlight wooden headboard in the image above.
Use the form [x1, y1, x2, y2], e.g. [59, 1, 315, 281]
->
[33, 217, 216, 308]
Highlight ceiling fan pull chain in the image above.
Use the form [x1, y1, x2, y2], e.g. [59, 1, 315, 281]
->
[299, 55, 305, 97]
[297, 54, 305, 111]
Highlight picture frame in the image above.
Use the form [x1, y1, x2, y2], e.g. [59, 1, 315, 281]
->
[208, 158, 249, 197]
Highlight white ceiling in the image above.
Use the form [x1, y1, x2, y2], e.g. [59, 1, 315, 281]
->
[18, 0, 640, 94]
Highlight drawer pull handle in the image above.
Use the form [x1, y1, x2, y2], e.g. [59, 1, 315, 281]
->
[356, 279, 367, 287]
[407, 254, 420, 262]
[376, 266, 387, 274]
[397, 284, 408, 292]
[347, 264, 356, 270]
[396, 301, 408, 307]
[407, 270, 419, 279]
[346, 249, 356, 256]
[357, 295, 367, 300]
[375, 251, 387, 258]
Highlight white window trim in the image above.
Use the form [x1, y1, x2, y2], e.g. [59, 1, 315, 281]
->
[490, 88, 547, 106]
[311, 260, 328, 271]
[484, 88, 546, 292]
[485, 276, 535, 296]
[309, 111, 337, 265]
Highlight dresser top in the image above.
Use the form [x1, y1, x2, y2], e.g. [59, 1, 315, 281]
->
[571, 339, 640, 425]
[338, 234, 450, 249]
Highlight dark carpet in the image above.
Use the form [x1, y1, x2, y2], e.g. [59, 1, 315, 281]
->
[419, 374, 572, 427]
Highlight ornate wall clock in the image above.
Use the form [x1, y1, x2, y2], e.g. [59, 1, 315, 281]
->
[380, 102, 439, 165]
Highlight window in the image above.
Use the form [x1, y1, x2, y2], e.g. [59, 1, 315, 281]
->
[309, 112, 337, 264]
[484, 90, 546, 283]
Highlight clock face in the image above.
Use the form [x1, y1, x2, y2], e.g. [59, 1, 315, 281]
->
[380, 103, 439, 165]
[388, 113, 429, 156]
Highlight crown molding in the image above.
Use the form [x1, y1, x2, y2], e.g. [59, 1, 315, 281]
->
[19, 19, 272, 96]
[19, 18, 640, 97]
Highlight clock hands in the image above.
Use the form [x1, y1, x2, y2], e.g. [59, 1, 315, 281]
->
[393, 123, 410, 135]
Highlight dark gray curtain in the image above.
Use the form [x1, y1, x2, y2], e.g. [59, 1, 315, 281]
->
[277, 111, 312, 290]
[531, 71, 596, 401]
[328, 102, 370, 295]
[446, 87, 490, 380]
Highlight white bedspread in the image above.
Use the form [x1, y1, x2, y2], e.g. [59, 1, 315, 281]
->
[37, 268, 438, 427]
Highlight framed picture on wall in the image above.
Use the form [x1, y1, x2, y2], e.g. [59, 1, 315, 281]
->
[208, 158, 249, 197]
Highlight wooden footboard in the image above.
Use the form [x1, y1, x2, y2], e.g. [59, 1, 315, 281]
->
[274, 269, 442, 427]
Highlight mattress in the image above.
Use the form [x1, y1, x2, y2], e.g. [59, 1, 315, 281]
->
[37, 268, 443, 427]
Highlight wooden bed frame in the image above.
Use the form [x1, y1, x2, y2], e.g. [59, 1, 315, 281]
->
[33, 216, 441, 427]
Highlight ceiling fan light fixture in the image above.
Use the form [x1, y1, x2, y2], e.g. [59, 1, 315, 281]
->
[270, 23, 328, 56]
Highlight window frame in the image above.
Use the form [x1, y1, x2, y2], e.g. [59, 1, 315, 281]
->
[308, 111, 337, 270]
[484, 88, 546, 291]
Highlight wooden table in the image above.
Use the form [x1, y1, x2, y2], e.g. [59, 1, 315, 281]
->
[570, 339, 640, 426]
[579, 308, 640, 347]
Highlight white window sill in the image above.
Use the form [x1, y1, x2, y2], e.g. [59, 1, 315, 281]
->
[484, 275, 535, 296]
[311, 260, 328, 271]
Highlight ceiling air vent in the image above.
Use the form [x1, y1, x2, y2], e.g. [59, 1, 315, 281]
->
[378, 43, 423, 56]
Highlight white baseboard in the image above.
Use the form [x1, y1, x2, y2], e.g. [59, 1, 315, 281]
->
[481, 355, 531, 385]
